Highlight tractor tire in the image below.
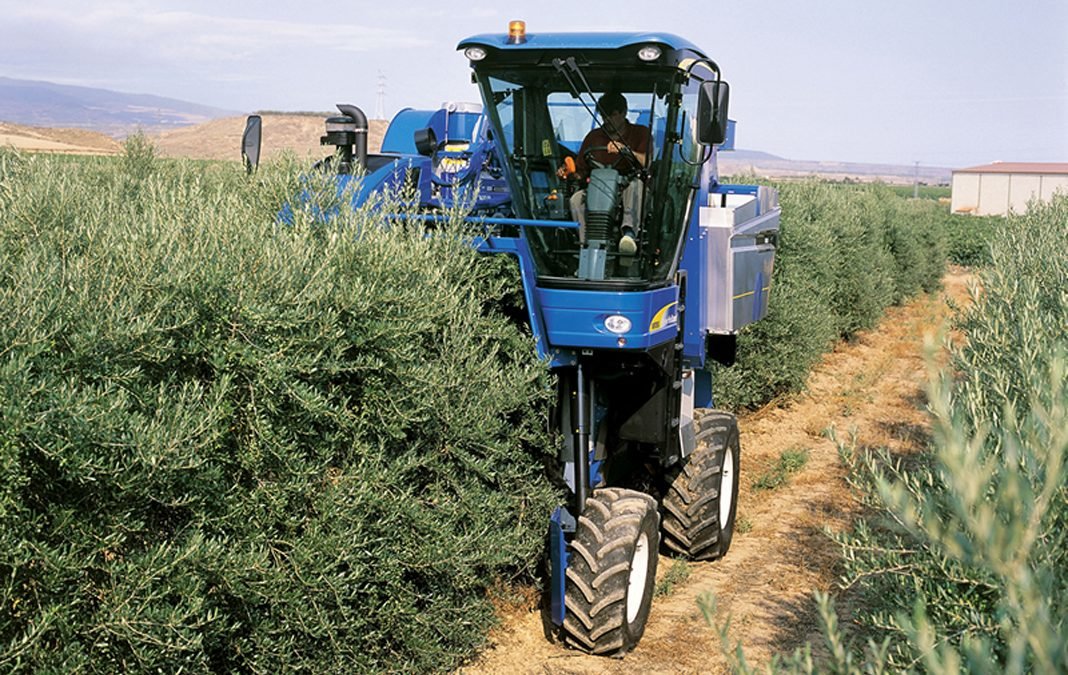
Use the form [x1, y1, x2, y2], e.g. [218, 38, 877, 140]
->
[562, 488, 659, 656]
[660, 411, 740, 561]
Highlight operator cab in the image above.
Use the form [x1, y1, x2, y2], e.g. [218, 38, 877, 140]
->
[460, 31, 728, 290]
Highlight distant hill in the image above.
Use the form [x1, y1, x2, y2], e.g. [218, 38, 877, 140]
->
[724, 148, 785, 162]
[719, 150, 952, 186]
[0, 76, 239, 137]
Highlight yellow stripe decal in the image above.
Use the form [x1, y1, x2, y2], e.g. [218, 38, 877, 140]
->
[649, 302, 678, 332]
[732, 286, 773, 301]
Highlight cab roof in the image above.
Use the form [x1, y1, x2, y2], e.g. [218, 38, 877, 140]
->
[457, 31, 708, 61]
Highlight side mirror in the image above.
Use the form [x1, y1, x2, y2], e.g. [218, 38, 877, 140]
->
[414, 127, 438, 157]
[242, 115, 262, 173]
[697, 81, 730, 145]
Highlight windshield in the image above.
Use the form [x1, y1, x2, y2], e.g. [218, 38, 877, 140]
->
[476, 65, 709, 287]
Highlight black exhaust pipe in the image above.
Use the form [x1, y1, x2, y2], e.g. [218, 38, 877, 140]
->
[320, 104, 368, 174]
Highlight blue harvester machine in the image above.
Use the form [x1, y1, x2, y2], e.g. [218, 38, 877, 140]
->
[244, 22, 780, 656]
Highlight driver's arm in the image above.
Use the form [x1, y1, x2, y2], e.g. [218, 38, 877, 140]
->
[572, 131, 596, 179]
[620, 125, 651, 168]
[608, 140, 646, 167]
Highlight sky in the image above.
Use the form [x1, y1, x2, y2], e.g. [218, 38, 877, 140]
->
[1, 0, 1065, 168]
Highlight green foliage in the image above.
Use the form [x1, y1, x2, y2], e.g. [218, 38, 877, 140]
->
[713, 181, 948, 409]
[654, 560, 691, 598]
[885, 184, 952, 201]
[953, 198, 1068, 434]
[828, 187, 898, 334]
[873, 195, 1068, 671]
[886, 198, 949, 299]
[0, 149, 558, 672]
[855, 197, 1068, 671]
[712, 195, 1068, 673]
[703, 591, 893, 675]
[834, 358, 1067, 671]
[751, 447, 810, 491]
[941, 213, 1006, 267]
[121, 130, 158, 178]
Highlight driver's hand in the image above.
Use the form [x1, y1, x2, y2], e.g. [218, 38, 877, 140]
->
[557, 156, 577, 179]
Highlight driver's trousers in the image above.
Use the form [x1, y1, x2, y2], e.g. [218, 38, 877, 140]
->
[569, 180, 643, 244]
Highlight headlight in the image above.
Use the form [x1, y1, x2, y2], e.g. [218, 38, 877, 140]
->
[637, 45, 662, 62]
[465, 47, 487, 61]
[604, 315, 632, 334]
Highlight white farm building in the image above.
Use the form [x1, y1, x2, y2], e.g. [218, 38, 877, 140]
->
[951, 162, 1068, 216]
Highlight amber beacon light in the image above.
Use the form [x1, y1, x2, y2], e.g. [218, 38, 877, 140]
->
[508, 20, 527, 44]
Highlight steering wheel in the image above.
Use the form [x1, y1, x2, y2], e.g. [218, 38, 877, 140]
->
[582, 144, 642, 176]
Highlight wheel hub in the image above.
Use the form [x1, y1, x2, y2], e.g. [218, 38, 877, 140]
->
[720, 446, 735, 526]
[626, 531, 650, 624]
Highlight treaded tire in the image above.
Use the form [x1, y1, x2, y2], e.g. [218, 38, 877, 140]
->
[661, 410, 740, 561]
[562, 488, 659, 656]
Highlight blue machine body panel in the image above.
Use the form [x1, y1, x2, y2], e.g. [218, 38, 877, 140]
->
[549, 507, 571, 626]
[536, 286, 679, 351]
[679, 178, 779, 372]
[382, 106, 487, 154]
[381, 109, 436, 154]
[333, 116, 512, 215]
[472, 234, 551, 360]
[678, 157, 719, 369]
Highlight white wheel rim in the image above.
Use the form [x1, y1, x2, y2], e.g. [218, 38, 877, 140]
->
[720, 446, 735, 527]
[626, 531, 650, 624]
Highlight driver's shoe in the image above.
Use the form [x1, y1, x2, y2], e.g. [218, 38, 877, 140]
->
[618, 228, 637, 256]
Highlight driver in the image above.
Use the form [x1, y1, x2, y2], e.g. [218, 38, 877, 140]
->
[558, 91, 650, 255]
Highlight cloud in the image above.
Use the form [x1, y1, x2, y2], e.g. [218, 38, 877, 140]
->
[145, 12, 430, 59]
[1, 4, 430, 67]
[0, 1, 443, 108]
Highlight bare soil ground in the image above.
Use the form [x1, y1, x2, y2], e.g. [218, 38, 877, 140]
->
[0, 122, 121, 155]
[460, 267, 974, 674]
[0, 116, 387, 162]
[150, 115, 389, 162]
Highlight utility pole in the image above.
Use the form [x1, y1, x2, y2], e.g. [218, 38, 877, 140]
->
[374, 72, 387, 121]
[913, 161, 920, 198]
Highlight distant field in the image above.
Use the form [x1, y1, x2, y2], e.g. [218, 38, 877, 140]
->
[0, 122, 121, 155]
[886, 183, 952, 200]
[0, 116, 388, 162]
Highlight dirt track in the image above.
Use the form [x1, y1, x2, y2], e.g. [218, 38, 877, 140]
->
[460, 268, 973, 673]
